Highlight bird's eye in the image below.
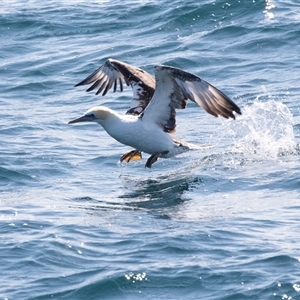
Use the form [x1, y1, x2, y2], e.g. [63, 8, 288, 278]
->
[86, 113, 95, 118]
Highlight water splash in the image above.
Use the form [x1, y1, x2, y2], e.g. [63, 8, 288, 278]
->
[227, 100, 296, 159]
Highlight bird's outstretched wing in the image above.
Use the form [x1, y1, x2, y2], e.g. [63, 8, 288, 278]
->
[142, 65, 241, 133]
[75, 58, 155, 115]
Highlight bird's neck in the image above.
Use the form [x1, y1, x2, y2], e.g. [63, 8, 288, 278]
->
[96, 109, 122, 130]
[96, 110, 138, 144]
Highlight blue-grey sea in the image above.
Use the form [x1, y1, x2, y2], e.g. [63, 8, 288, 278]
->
[1, 0, 300, 299]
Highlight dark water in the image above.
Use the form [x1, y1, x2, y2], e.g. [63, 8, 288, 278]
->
[1, 0, 300, 299]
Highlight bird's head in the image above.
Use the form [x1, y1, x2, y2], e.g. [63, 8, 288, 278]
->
[68, 106, 112, 125]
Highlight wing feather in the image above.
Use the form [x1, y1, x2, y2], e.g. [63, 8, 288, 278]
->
[174, 75, 241, 118]
[75, 58, 155, 115]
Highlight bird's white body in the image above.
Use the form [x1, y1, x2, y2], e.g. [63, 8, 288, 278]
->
[89, 107, 186, 158]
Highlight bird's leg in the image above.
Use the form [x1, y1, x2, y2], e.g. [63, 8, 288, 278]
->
[120, 150, 142, 163]
[145, 151, 168, 168]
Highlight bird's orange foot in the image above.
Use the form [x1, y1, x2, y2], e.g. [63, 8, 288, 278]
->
[120, 150, 142, 163]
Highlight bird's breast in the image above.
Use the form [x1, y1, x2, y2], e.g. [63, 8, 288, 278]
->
[104, 118, 174, 155]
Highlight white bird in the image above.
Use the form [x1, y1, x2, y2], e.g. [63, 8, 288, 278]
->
[69, 58, 241, 168]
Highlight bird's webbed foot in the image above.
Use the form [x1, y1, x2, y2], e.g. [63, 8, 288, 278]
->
[145, 151, 168, 168]
[120, 150, 142, 163]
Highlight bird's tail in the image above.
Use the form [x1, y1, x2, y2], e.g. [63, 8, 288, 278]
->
[172, 136, 213, 151]
[186, 143, 213, 150]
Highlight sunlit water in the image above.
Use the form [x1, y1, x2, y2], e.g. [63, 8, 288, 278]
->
[1, 0, 300, 299]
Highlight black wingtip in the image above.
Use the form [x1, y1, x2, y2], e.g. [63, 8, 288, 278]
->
[86, 86, 94, 93]
[74, 80, 86, 87]
[234, 106, 242, 116]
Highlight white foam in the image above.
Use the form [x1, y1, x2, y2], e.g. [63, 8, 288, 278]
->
[226, 100, 296, 159]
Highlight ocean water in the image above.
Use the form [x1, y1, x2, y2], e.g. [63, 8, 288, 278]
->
[1, 0, 300, 299]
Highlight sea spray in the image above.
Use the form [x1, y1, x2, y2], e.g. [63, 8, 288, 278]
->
[226, 100, 296, 158]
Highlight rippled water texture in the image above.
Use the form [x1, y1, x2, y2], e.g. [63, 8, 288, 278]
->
[1, 0, 300, 299]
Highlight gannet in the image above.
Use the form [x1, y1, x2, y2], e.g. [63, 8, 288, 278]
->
[69, 58, 241, 168]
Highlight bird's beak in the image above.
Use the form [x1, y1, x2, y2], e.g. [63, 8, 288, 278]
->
[68, 115, 92, 124]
